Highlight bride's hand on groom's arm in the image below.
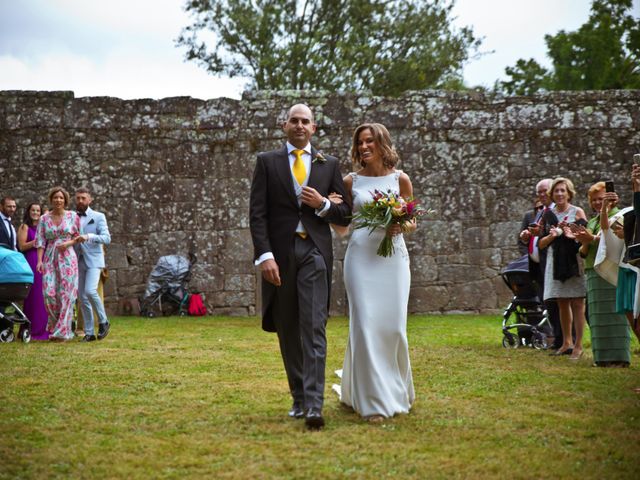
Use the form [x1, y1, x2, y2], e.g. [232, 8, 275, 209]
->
[328, 193, 349, 237]
[328, 192, 343, 204]
[260, 259, 281, 286]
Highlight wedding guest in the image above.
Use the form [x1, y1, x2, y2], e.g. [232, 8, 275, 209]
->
[17, 202, 49, 340]
[334, 123, 415, 423]
[517, 199, 543, 256]
[36, 186, 84, 341]
[519, 179, 562, 349]
[625, 163, 640, 342]
[575, 183, 630, 367]
[538, 177, 587, 360]
[75, 187, 111, 342]
[0, 196, 18, 250]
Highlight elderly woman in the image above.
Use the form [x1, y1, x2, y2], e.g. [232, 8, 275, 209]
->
[36, 187, 84, 341]
[574, 183, 630, 367]
[538, 177, 588, 360]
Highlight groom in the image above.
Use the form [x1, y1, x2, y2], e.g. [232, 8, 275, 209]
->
[249, 104, 351, 430]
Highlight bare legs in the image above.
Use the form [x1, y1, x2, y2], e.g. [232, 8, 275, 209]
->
[556, 297, 585, 358]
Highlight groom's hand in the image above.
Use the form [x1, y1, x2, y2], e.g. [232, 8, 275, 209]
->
[260, 259, 281, 286]
[300, 186, 326, 210]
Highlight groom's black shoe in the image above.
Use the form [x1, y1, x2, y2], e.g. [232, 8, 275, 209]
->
[305, 408, 325, 430]
[288, 405, 305, 419]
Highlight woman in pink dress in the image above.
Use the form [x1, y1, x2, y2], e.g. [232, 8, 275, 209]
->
[17, 202, 49, 340]
[36, 187, 83, 341]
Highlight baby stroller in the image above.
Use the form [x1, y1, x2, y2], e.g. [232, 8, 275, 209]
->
[0, 244, 34, 343]
[501, 255, 550, 350]
[139, 253, 196, 317]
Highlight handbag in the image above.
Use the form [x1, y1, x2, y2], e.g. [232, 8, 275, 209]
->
[187, 293, 207, 316]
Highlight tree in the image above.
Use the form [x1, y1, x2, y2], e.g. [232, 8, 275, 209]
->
[176, 0, 481, 96]
[499, 0, 640, 95]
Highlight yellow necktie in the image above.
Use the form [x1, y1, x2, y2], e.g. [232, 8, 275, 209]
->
[292, 149, 306, 186]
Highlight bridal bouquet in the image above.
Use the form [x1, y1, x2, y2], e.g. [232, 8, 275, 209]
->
[352, 189, 430, 257]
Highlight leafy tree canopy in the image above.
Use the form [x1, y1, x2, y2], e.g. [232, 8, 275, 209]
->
[177, 0, 481, 96]
[499, 0, 640, 95]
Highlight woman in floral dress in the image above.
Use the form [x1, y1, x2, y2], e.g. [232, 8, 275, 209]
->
[36, 186, 83, 341]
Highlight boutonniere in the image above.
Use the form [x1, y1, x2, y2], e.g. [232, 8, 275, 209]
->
[313, 151, 327, 164]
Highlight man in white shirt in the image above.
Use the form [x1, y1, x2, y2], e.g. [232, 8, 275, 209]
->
[0, 197, 17, 251]
[249, 104, 351, 430]
[74, 188, 111, 342]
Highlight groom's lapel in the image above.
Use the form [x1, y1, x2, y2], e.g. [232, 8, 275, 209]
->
[308, 146, 324, 189]
[273, 145, 298, 206]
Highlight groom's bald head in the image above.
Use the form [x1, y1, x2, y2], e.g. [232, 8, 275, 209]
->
[283, 104, 317, 148]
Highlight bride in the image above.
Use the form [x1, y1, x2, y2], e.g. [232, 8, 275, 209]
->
[332, 123, 416, 423]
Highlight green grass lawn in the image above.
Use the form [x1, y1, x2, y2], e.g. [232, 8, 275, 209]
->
[1, 315, 639, 479]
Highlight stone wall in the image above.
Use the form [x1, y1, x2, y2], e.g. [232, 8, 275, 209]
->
[1, 90, 639, 316]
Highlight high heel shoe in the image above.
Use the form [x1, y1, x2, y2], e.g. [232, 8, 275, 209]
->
[569, 349, 583, 360]
[550, 347, 573, 356]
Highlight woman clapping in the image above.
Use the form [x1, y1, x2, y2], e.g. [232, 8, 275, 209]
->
[538, 178, 588, 360]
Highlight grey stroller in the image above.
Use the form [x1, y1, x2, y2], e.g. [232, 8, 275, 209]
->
[501, 255, 551, 350]
[138, 253, 196, 317]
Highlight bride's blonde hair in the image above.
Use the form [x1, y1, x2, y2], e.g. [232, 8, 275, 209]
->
[350, 123, 399, 169]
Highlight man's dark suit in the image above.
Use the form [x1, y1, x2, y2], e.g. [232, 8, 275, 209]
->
[0, 216, 16, 250]
[518, 210, 537, 256]
[249, 144, 351, 412]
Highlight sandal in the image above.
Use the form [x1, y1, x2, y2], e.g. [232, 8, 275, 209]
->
[366, 415, 385, 424]
[569, 349, 583, 361]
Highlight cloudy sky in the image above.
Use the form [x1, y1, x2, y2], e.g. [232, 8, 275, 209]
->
[0, 0, 634, 100]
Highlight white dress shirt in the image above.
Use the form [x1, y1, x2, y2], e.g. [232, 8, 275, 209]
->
[255, 142, 331, 266]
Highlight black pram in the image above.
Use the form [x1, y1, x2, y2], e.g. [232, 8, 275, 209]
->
[139, 253, 196, 317]
[501, 255, 551, 349]
[0, 244, 34, 343]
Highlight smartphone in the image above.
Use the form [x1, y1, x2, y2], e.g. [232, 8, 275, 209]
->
[605, 180, 615, 193]
[528, 223, 537, 228]
[634, 153, 640, 164]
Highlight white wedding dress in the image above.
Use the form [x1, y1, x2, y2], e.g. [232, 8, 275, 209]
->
[337, 171, 415, 418]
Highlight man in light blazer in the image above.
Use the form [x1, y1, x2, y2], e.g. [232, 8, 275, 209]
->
[249, 104, 351, 430]
[75, 187, 111, 342]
